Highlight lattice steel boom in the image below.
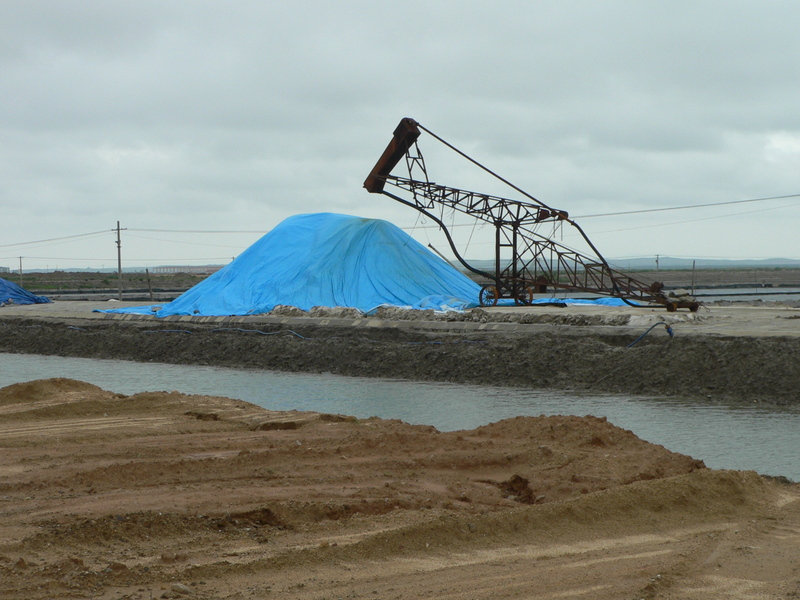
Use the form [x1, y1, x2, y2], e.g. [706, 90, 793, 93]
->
[364, 117, 698, 311]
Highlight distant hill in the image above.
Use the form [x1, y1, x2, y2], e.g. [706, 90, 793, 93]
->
[605, 257, 800, 271]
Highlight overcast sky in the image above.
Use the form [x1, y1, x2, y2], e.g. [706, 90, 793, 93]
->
[2, 1, 800, 272]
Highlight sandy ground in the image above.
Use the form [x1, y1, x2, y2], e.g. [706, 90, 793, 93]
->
[0, 378, 797, 600]
[1, 302, 800, 599]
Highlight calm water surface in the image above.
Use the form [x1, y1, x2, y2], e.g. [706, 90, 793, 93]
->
[1, 352, 798, 481]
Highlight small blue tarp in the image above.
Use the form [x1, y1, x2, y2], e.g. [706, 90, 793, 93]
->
[104, 213, 483, 317]
[0, 278, 51, 305]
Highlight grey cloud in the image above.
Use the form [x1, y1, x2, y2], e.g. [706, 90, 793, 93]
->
[2, 1, 800, 268]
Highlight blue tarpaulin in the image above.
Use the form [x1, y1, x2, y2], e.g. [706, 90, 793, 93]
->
[0, 278, 51, 305]
[104, 213, 483, 317]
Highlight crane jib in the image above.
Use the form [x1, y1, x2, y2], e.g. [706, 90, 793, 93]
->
[364, 118, 699, 312]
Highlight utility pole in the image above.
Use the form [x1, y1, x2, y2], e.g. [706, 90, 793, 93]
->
[145, 268, 154, 301]
[655, 254, 660, 272]
[116, 221, 124, 301]
[18, 256, 23, 287]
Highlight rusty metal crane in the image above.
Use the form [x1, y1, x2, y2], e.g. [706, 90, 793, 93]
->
[364, 118, 699, 312]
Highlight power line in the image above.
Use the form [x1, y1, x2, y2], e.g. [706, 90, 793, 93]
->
[129, 228, 268, 234]
[0, 255, 234, 263]
[588, 200, 800, 236]
[396, 192, 800, 231]
[575, 193, 800, 219]
[4, 192, 798, 248]
[121, 257, 235, 263]
[125, 232, 246, 249]
[0, 229, 111, 249]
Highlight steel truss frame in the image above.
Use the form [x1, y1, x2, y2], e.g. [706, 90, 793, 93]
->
[365, 118, 693, 310]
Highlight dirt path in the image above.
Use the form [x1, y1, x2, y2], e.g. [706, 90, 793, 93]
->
[0, 378, 798, 600]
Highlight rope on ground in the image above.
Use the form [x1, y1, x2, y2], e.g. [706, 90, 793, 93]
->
[138, 327, 306, 338]
[626, 323, 674, 348]
[588, 323, 675, 388]
[403, 340, 488, 345]
[211, 327, 306, 339]
[143, 329, 195, 335]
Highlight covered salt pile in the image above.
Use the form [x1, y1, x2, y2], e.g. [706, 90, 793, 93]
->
[105, 213, 481, 317]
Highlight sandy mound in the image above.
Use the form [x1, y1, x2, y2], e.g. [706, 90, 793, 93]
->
[0, 377, 107, 405]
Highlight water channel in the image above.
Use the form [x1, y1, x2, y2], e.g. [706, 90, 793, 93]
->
[2, 352, 798, 481]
